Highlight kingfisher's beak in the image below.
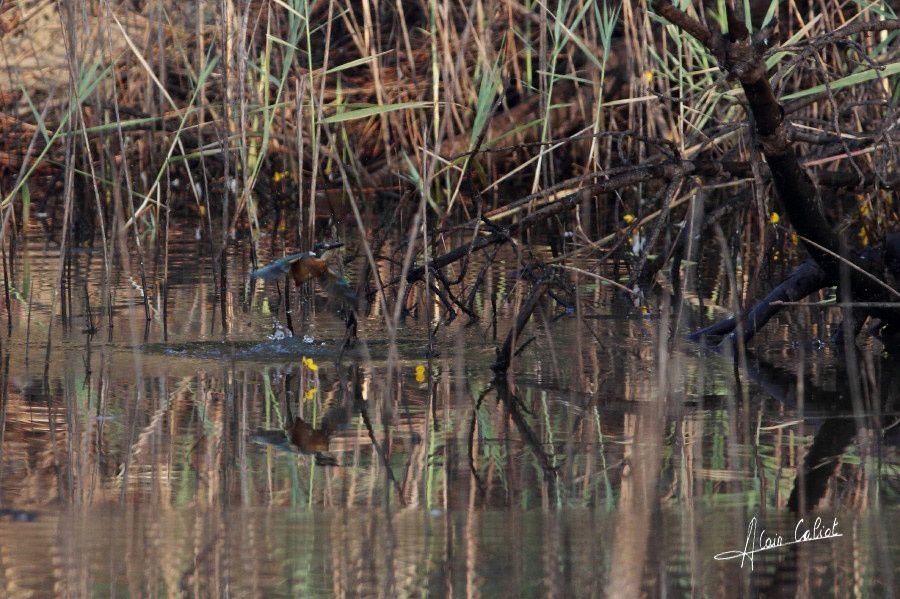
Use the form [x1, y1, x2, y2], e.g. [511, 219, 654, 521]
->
[313, 241, 344, 257]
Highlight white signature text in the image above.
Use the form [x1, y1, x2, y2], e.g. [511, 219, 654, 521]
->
[713, 516, 842, 569]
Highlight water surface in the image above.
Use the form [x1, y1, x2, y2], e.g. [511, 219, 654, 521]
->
[0, 233, 897, 596]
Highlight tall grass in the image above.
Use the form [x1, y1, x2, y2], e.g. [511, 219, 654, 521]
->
[0, 0, 895, 325]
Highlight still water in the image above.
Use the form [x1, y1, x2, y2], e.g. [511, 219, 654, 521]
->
[0, 233, 896, 596]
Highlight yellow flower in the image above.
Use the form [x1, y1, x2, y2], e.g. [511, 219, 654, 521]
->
[415, 364, 426, 383]
[623, 214, 635, 224]
[859, 202, 870, 217]
[302, 356, 318, 371]
[769, 212, 780, 224]
[643, 70, 654, 84]
[789, 232, 798, 245]
[304, 387, 317, 401]
[272, 170, 290, 183]
[858, 227, 869, 247]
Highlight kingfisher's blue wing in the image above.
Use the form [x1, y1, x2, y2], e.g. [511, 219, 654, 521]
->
[249, 253, 308, 281]
[251, 429, 294, 452]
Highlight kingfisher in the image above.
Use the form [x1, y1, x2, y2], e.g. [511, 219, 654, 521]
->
[249, 241, 358, 308]
[250, 241, 359, 343]
[252, 416, 339, 466]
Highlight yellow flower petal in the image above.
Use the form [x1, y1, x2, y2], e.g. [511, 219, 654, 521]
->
[769, 212, 780, 224]
[415, 364, 426, 383]
[623, 214, 635, 224]
[643, 70, 653, 84]
[302, 356, 318, 371]
[304, 387, 317, 401]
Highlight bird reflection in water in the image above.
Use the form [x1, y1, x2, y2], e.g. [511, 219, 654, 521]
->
[252, 364, 361, 467]
[253, 417, 339, 466]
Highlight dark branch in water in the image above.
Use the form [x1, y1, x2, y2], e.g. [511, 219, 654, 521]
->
[492, 278, 551, 375]
[689, 259, 828, 346]
[493, 378, 559, 499]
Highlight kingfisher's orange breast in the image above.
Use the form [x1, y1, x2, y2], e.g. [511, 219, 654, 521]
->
[287, 418, 331, 452]
[289, 256, 329, 286]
